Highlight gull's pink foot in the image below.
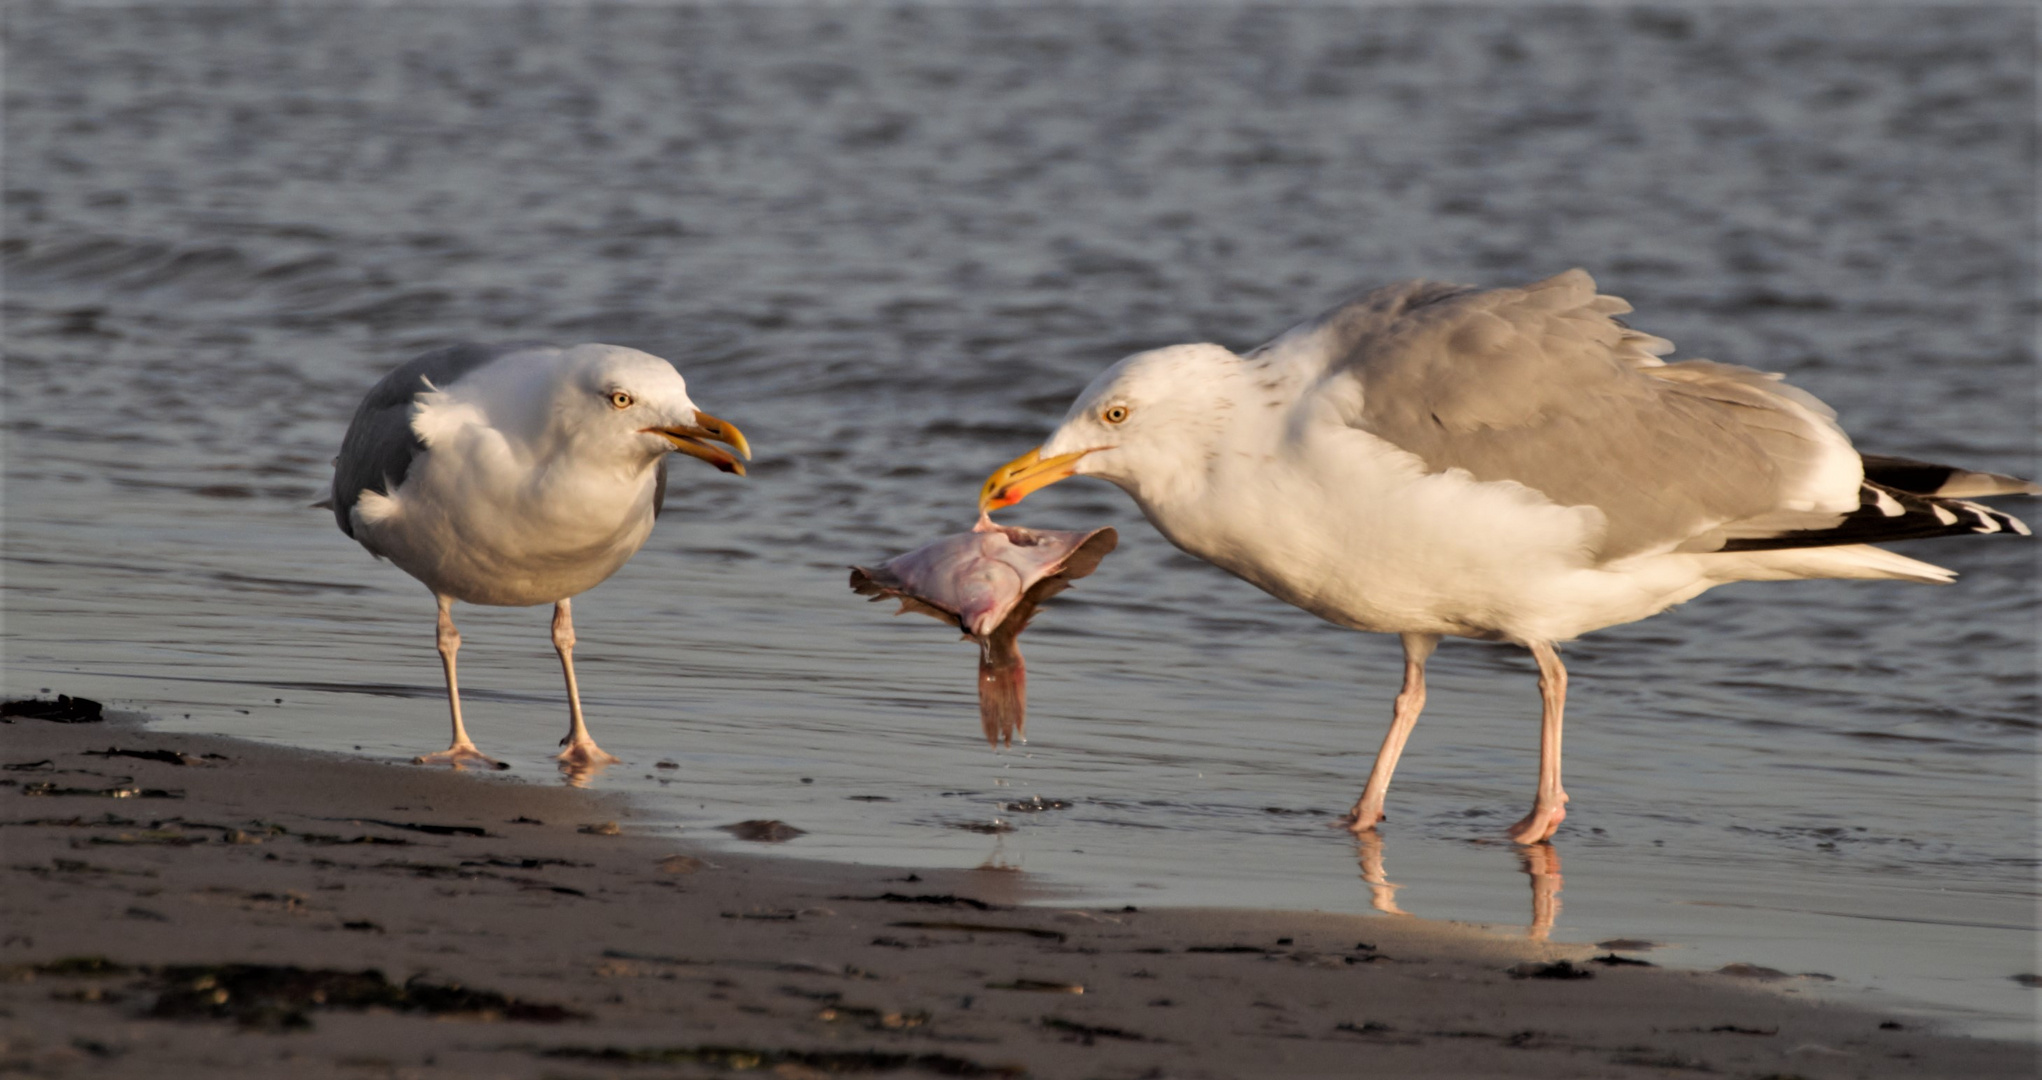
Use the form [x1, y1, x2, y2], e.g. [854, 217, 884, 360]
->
[556, 740, 621, 769]
[1506, 797, 1568, 844]
[1339, 799, 1387, 835]
[413, 744, 508, 770]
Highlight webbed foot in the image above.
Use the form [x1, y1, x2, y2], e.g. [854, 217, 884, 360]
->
[555, 740, 621, 786]
[1506, 796, 1568, 844]
[413, 743, 508, 771]
[1337, 794, 1387, 835]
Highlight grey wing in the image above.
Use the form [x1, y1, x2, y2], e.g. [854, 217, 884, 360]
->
[1291, 270, 1863, 559]
[652, 457, 668, 519]
[331, 341, 554, 539]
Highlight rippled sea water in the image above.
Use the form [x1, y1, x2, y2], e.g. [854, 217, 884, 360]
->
[5, 4, 2035, 1037]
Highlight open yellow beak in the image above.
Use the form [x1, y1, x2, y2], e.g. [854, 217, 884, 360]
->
[979, 446, 1096, 511]
[647, 410, 753, 476]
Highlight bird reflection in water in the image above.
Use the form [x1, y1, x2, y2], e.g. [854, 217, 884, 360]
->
[1353, 835, 1565, 940]
[1353, 832, 1408, 916]
[978, 840, 1018, 875]
[556, 754, 616, 789]
[1518, 843, 1564, 941]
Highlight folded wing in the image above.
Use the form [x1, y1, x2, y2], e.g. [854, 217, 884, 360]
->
[1276, 270, 2030, 560]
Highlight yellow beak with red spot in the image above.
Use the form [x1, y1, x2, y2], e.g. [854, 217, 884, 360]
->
[647, 410, 753, 475]
[979, 446, 1097, 511]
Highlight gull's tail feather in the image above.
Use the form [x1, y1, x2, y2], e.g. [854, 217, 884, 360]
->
[1715, 543, 1958, 585]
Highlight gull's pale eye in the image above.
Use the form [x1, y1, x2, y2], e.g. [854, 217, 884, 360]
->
[609, 390, 635, 410]
[1103, 404, 1130, 424]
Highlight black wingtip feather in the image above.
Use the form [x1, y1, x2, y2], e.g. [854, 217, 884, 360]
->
[1860, 453, 2041, 498]
[1719, 482, 2032, 552]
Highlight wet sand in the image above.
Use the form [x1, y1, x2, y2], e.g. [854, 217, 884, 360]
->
[1, 711, 2031, 1079]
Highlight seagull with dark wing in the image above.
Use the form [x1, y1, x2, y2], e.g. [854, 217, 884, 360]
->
[331, 342, 750, 774]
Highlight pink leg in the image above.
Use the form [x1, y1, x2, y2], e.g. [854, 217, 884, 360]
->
[1506, 641, 1570, 844]
[414, 596, 506, 770]
[552, 598, 621, 774]
[1345, 633, 1439, 833]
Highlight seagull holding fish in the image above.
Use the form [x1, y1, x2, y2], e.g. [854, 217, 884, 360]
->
[329, 342, 750, 772]
[979, 270, 2035, 844]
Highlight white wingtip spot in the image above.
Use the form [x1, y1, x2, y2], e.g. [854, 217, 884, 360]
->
[1871, 488, 1905, 517]
[2009, 516, 2032, 537]
[1931, 505, 1958, 526]
[1969, 507, 2002, 534]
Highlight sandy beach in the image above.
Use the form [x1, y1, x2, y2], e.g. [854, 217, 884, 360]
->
[0, 708, 2029, 1079]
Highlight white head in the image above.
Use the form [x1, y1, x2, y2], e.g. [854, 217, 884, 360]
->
[432, 343, 750, 475]
[549, 345, 750, 475]
[981, 343, 1240, 511]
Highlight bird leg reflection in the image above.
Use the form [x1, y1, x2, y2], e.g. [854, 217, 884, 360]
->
[1506, 642, 1570, 844]
[1518, 842, 1563, 940]
[1345, 633, 1440, 833]
[552, 598, 621, 777]
[1353, 831, 1408, 916]
[413, 596, 506, 770]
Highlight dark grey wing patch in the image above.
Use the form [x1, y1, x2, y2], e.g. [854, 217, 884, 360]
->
[331, 341, 555, 538]
[652, 457, 669, 520]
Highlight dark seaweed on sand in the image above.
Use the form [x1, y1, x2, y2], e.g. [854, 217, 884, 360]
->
[1, 695, 104, 723]
[20, 782, 182, 799]
[82, 747, 201, 766]
[838, 892, 1000, 911]
[1041, 1016, 1151, 1043]
[147, 964, 584, 1030]
[543, 1045, 1024, 1076]
[1507, 960, 1594, 980]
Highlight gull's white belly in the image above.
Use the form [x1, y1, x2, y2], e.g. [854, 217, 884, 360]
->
[1136, 427, 1718, 643]
[353, 448, 659, 607]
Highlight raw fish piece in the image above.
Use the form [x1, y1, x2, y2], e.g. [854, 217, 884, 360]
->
[850, 518, 1117, 747]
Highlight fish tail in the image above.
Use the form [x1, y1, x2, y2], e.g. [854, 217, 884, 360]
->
[977, 648, 1026, 749]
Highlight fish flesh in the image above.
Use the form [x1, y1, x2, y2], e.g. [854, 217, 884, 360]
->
[850, 518, 1117, 747]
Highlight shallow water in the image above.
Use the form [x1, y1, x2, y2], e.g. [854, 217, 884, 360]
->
[5, 4, 2035, 1038]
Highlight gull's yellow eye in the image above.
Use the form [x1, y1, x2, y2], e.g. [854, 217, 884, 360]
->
[1103, 404, 1130, 424]
[609, 391, 634, 410]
